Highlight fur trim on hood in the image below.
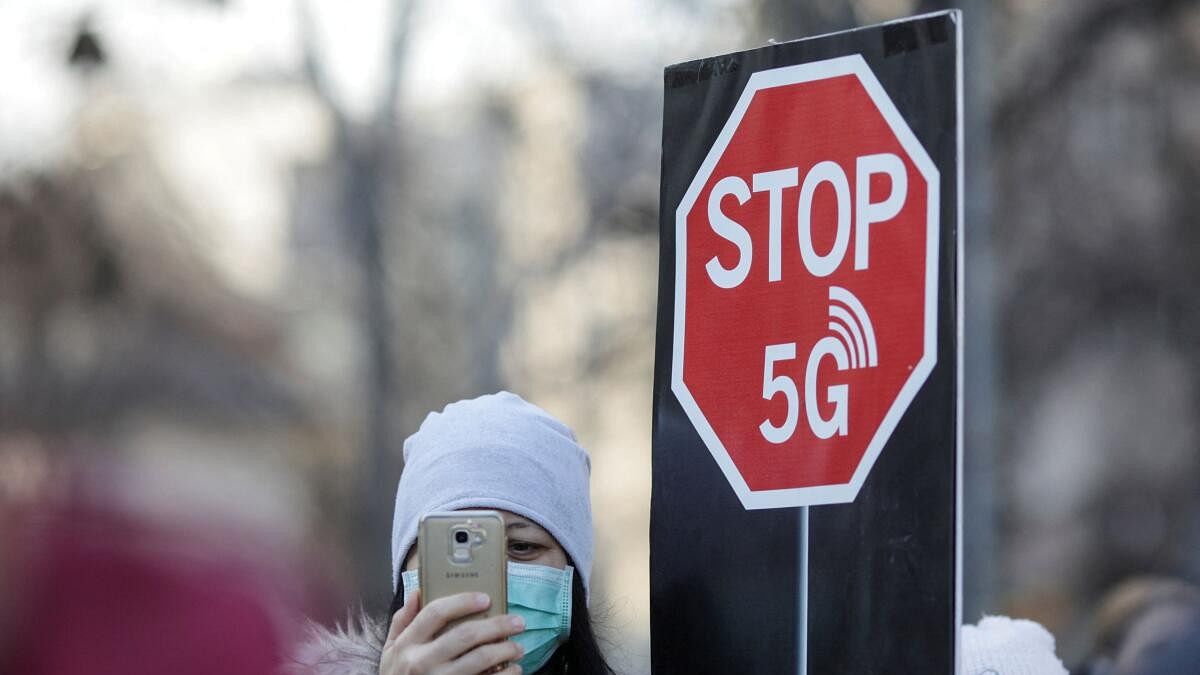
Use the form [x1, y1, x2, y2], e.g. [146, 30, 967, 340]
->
[284, 612, 385, 675]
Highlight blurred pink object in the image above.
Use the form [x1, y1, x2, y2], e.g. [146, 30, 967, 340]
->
[1, 496, 310, 675]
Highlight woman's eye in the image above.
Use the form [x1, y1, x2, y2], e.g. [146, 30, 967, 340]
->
[508, 541, 543, 556]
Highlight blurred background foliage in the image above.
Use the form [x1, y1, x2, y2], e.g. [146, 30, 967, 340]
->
[0, 1, 1198, 672]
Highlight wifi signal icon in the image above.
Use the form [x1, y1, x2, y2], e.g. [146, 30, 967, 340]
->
[826, 286, 878, 370]
[802, 286, 879, 439]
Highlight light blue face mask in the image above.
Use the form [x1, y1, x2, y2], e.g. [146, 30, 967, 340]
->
[401, 561, 573, 674]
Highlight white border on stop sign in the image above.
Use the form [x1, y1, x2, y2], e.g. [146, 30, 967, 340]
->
[671, 53, 940, 510]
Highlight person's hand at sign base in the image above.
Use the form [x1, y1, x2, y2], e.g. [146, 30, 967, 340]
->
[378, 589, 525, 675]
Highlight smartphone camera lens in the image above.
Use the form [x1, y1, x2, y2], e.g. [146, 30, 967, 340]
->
[454, 530, 469, 544]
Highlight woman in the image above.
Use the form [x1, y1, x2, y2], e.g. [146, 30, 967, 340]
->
[291, 392, 615, 675]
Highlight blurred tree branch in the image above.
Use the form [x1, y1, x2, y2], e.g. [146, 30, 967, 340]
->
[994, 0, 1193, 136]
[297, 0, 420, 607]
[753, 0, 858, 40]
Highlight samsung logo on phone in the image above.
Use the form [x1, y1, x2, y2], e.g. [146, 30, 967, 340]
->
[445, 571, 479, 579]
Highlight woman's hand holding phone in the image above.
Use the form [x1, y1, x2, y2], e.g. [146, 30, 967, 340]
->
[379, 590, 525, 675]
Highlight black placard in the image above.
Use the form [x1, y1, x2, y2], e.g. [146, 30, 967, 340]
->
[651, 12, 961, 675]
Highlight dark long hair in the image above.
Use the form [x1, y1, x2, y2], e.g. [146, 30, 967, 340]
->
[387, 563, 615, 675]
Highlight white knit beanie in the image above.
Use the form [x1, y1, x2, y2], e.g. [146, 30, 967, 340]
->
[390, 392, 594, 601]
[961, 616, 1068, 675]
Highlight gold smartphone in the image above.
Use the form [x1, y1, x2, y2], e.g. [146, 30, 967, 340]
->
[417, 510, 508, 632]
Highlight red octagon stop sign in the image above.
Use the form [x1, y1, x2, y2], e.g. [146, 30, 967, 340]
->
[672, 55, 939, 509]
